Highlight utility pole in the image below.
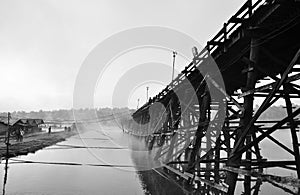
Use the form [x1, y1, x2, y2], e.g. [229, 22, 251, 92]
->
[6, 112, 11, 158]
[146, 87, 149, 102]
[172, 51, 177, 81]
[137, 98, 140, 109]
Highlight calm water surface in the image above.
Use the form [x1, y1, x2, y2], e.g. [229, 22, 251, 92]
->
[0, 126, 146, 195]
[1, 125, 299, 195]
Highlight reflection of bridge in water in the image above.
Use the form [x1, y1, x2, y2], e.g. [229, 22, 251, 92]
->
[127, 0, 300, 194]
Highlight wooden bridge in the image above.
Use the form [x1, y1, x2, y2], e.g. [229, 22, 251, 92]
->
[127, 0, 300, 194]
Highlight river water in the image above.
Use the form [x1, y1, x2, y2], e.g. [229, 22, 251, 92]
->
[0, 125, 147, 195]
[1, 124, 298, 195]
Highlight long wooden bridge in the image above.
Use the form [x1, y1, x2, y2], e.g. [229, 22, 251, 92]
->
[126, 0, 300, 194]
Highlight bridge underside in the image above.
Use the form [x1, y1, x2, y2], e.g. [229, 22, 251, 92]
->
[128, 1, 300, 194]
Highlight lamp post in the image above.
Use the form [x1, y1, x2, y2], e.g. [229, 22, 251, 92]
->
[192, 46, 198, 67]
[137, 98, 140, 109]
[192, 46, 198, 58]
[172, 51, 177, 81]
[146, 87, 149, 102]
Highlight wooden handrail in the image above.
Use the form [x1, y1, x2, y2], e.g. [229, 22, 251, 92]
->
[134, 0, 268, 115]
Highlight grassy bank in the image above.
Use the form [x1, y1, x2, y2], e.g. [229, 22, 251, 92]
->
[0, 131, 76, 158]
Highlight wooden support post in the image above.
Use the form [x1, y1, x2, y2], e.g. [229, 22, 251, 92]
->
[187, 89, 210, 172]
[248, 0, 252, 17]
[224, 108, 232, 157]
[223, 23, 227, 52]
[252, 133, 263, 167]
[165, 98, 179, 162]
[214, 137, 221, 195]
[224, 166, 300, 188]
[204, 103, 212, 194]
[283, 85, 300, 178]
[226, 36, 259, 195]
[236, 108, 300, 156]
[232, 49, 300, 154]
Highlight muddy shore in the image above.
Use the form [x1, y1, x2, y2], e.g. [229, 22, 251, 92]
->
[0, 131, 76, 158]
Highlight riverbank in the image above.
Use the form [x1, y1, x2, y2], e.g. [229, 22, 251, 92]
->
[0, 131, 77, 158]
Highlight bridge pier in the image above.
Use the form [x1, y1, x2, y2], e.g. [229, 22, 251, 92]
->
[226, 35, 260, 194]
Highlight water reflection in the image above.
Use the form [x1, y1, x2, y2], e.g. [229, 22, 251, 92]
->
[2, 158, 8, 195]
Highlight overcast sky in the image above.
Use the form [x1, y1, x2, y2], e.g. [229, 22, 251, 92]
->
[0, 0, 245, 112]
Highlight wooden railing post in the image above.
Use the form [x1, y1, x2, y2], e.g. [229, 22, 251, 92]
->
[223, 23, 228, 52]
[248, 0, 253, 17]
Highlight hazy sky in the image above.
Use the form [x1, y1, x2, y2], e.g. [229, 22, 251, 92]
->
[0, 0, 245, 112]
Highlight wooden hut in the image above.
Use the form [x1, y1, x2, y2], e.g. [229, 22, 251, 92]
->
[12, 119, 44, 134]
[0, 121, 8, 136]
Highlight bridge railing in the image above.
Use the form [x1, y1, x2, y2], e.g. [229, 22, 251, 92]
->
[134, 0, 268, 115]
[207, 0, 267, 53]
